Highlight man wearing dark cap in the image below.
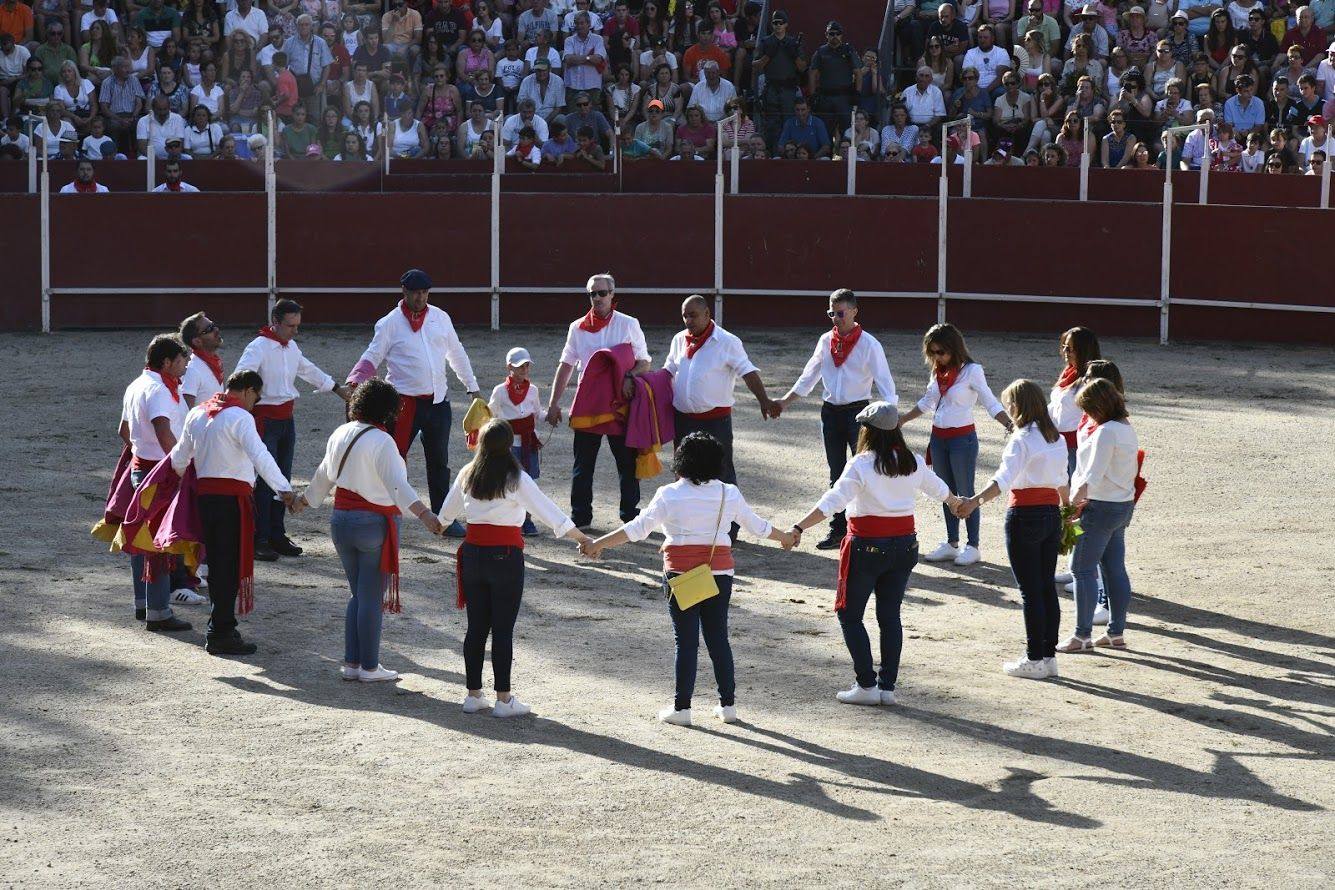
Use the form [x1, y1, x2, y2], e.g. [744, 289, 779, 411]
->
[346, 269, 480, 537]
[1221, 72, 1266, 139]
[810, 20, 862, 139]
[753, 9, 807, 150]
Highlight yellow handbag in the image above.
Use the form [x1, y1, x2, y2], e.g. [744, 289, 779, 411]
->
[667, 486, 727, 610]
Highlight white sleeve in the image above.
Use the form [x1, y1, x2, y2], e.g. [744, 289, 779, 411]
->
[971, 364, 1005, 417]
[787, 339, 826, 398]
[296, 348, 336, 392]
[989, 432, 1025, 492]
[729, 335, 758, 377]
[233, 338, 263, 373]
[443, 319, 479, 391]
[146, 387, 178, 423]
[436, 473, 467, 525]
[916, 372, 941, 414]
[871, 342, 897, 405]
[237, 411, 292, 492]
[516, 473, 576, 537]
[662, 333, 683, 376]
[374, 438, 424, 514]
[814, 460, 863, 517]
[619, 486, 670, 541]
[353, 316, 392, 378]
[916, 462, 953, 501]
[304, 442, 336, 507]
[168, 414, 197, 475]
[629, 318, 651, 363]
[558, 322, 580, 367]
[729, 486, 773, 539]
[1071, 427, 1113, 493]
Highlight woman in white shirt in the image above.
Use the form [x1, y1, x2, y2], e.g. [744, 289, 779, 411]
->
[1049, 326, 1101, 476]
[185, 104, 225, 157]
[791, 403, 965, 707]
[898, 324, 1012, 568]
[297, 378, 444, 683]
[188, 60, 227, 118]
[1060, 379, 1139, 652]
[585, 432, 795, 726]
[54, 60, 98, 133]
[956, 380, 1069, 679]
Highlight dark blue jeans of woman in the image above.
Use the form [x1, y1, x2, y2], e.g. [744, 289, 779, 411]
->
[928, 431, 979, 547]
[837, 535, 919, 690]
[459, 543, 525, 692]
[1004, 505, 1063, 661]
[332, 509, 396, 669]
[666, 574, 735, 711]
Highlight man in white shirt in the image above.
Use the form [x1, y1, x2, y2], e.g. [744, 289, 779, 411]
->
[687, 61, 736, 123]
[961, 24, 1011, 95]
[234, 298, 350, 559]
[778, 289, 897, 549]
[546, 272, 651, 528]
[223, 0, 268, 46]
[346, 269, 480, 536]
[135, 95, 186, 159]
[516, 61, 565, 124]
[178, 310, 225, 407]
[902, 66, 947, 128]
[59, 158, 111, 192]
[152, 158, 200, 192]
[168, 369, 296, 655]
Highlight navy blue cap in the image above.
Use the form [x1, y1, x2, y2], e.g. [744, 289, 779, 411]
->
[400, 268, 432, 290]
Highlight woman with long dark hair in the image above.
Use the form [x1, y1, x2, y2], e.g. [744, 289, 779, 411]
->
[585, 432, 795, 726]
[791, 403, 965, 707]
[439, 419, 591, 717]
[1049, 326, 1101, 476]
[956, 380, 1068, 679]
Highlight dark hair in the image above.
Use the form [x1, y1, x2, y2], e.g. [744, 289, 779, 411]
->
[576, 125, 595, 139]
[462, 419, 522, 499]
[856, 425, 917, 477]
[226, 369, 263, 394]
[1076, 378, 1129, 424]
[921, 322, 972, 369]
[1000, 379, 1060, 443]
[271, 298, 302, 323]
[830, 287, 857, 307]
[1061, 326, 1101, 375]
[1082, 359, 1124, 394]
[348, 377, 401, 428]
[145, 333, 187, 369]
[179, 310, 208, 345]
[672, 431, 724, 484]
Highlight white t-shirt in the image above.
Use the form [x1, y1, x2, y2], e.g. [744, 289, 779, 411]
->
[962, 45, 1012, 91]
[190, 83, 225, 115]
[35, 119, 77, 157]
[54, 79, 95, 113]
[136, 111, 187, 158]
[80, 8, 119, 33]
[496, 55, 527, 89]
[523, 45, 563, 72]
[121, 369, 189, 461]
[181, 353, 226, 402]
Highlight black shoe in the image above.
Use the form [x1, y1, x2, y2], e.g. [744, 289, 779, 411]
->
[135, 607, 146, 621]
[816, 528, 844, 550]
[206, 636, 258, 656]
[254, 540, 279, 561]
[146, 616, 193, 632]
[269, 536, 303, 557]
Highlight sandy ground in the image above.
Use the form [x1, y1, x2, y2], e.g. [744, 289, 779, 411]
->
[0, 323, 1332, 889]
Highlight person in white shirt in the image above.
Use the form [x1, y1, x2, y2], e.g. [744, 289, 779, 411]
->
[777, 289, 897, 550]
[60, 158, 111, 192]
[962, 24, 1013, 94]
[178, 311, 225, 407]
[234, 298, 352, 559]
[296, 378, 444, 684]
[167, 369, 296, 655]
[345, 269, 480, 537]
[955, 380, 1070, 680]
[151, 158, 200, 192]
[790, 402, 966, 707]
[686, 61, 736, 122]
[546, 272, 651, 529]
[896, 324, 1013, 568]
[439, 419, 591, 717]
[903, 66, 948, 127]
[584, 431, 796, 726]
[224, 0, 268, 46]
[1048, 325, 1101, 477]
[136, 96, 187, 159]
[1061, 378, 1139, 652]
[487, 347, 547, 535]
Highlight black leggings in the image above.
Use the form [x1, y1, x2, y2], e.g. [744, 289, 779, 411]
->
[459, 543, 524, 692]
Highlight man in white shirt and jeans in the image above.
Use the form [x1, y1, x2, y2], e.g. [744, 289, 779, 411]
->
[346, 268, 480, 537]
[779, 289, 897, 549]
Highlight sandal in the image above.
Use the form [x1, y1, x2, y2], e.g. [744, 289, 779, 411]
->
[1094, 634, 1127, 649]
[1056, 635, 1093, 653]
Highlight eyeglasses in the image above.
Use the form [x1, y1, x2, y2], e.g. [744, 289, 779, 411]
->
[201, 323, 219, 335]
[1268, 161, 1283, 168]
[589, 288, 611, 297]
[826, 309, 847, 319]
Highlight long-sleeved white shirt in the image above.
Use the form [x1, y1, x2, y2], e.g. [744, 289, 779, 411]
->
[180, 353, 225, 403]
[915, 362, 1004, 428]
[815, 452, 951, 520]
[487, 380, 542, 421]
[169, 404, 291, 492]
[989, 424, 1069, 492]
[662, 323, 758, 414]
[234, 335, 336, 406]
[121, 369, 188, 461]
[621, 479, 773, 575]
[558, 311, 651, 376]
[305, 422, 423, 513]
[1048, 381, 1081, 433]
[437, 470, 574, 536]
[787, 329, 897, 406]
[1071, 419, 1138, 503]
[354, 305, 478, 403]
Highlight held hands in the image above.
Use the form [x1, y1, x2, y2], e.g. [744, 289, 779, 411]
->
[777, 528, 799, 551]
[578, 538, 603, 560]
[759, 397, 783, 420]
[545, 405, 563, 426]
[280, 490, 302, 514]
[951, 496, 980, 519]
[419, 512, 444, 536]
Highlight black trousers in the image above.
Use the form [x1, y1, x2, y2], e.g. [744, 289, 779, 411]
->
[401, 396, 453, 514]
[570, 430, 640, 528]
[821, 400, 867, 532]
[1005, 505, 1063, 661]
[838, 534, 919, 691]
[198, 494, 242, 641]
[459, 543, 524, 692]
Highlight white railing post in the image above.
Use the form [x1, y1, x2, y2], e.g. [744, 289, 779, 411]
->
[714, 155, 724, 316]
[729, 120, 740, 194]
[938, 124, 949, 324]
[383, 113, 391, 176]
[265, 110, 276, 319]
[27, 116, 36, 193]
[40, 162, 50, 333]
[1199, 123, 1210, 205]
[846, 136, 857, 195]
[1160, 177, 1172, 345]
[1322, 157, 1331, 208]
[612, 122, 620, 175]
[146, 118, 156, 192]
[490, 111, 501, 332]
[962, 118, 972, 197]
[1079, 125, 1091, 200]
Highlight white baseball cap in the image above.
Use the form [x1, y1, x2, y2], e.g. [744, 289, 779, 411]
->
[506, 347, 532, 367]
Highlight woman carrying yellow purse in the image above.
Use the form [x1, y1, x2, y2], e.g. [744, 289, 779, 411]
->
[584, 433, 796, 727]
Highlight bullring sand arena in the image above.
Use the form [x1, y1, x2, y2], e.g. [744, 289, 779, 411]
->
[0, 324, 1331, 888]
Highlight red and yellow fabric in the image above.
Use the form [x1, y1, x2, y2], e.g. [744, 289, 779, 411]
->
[461, 397, 492, 450]
[569, 343, 636, 435]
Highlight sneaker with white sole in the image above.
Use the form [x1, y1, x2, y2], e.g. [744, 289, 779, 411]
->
[923, 541, 959, 562]
[462, 694, 492, 713]
[953, 545, 981, 566]
[1042, 657, 1059, 678]
[493, 697, 531, 718]
[171, 588, 208, 606]
[1003, 657, 1050, 679]
[658, 707, 692, 726]
[879, 689, 897, 705]
[357, 665, 400, 682]
[1054, 569, 1074, 584]
[714, 704, 738, 724]
[340, 664, 360, 681]
[1065, 580, 1076, 594]
[835, 683, 883, 705]
[1092, 604, 1111, 625]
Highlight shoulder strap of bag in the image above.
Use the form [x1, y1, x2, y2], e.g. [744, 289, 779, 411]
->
[336, 424, 377, 482]
[706, 483, 726, 563]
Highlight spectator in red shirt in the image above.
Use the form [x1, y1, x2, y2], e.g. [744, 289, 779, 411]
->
[676, 104, 716, 155]
[1279, 5, 1328, 68]
[0, 0, 34, 47]
[683, 23, 731, 82]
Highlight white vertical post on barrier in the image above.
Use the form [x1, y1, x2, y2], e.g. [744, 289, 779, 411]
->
[847, 137, 857, 195]
[1198, 123, 1210, 204]
[1322, 158, 1331, 208]
[937, 122, 949, 324]
[383, 113, 391, 176]
[962, 118, 972, 197]
[714, 157, 724, 323]
[1079, 125, 1091, 200]
[40, 161, 50, 333]
[1160, 177, 1172, 345]
[146, 119, 156, 192]
[490, 111, 502, 332]
[265, 110, 276, 319]
[729, 123, 740, 194]
[612, 122, 620, 176]
[27, 117, 36, 193]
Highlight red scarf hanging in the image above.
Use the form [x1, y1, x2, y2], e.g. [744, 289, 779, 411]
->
[203, 393, 246, 417]
[73, 178, 99, 193]
[578, 307, 616, 334]
[684, 321, 715, 359]
[400, 300, 427, 333]
[829, 324, 863, 368]
[505, 375, 531, 405]
[935, 364, 962, 398]
[257, 326, 289, 347]
[1056, 363, 1080, 390]
[149, 366, 182, 403]
[197, 477, 257, 614]
[836, 515, 915, 610]
[333, 489, 403, 613]
[197, 350, 225, 385]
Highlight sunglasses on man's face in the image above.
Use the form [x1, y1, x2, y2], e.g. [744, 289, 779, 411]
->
[826, 309, 847, 319]
[589, 289, 611, 297]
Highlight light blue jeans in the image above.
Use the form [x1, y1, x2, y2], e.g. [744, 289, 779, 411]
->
[929, 431, 979, 547]
[1072, 499, 1135, 638]
[332, 509, 397, 669]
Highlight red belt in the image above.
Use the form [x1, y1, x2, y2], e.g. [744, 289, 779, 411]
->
[925, 424, 974, 466]
[509, 414, 544, 462]
[457, 523, 524, 609]
[836, 515, 916, 611]
[253, 400, 295, 437]
[198, 477, 258, 614]
[1061, 430, 1078, 449]
[334, 489, 403, 613]
[682, 406, 732, 421]
[663, 543, 734, 573]
[392, 393, 432, 457]
[130, 455, 160, 471]
[1008, 487, 1060, 507]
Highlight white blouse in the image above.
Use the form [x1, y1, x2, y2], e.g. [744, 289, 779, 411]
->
[1071, 419, 1139, 503]
[989, 423, 1069, 492]
[437, 470, 574, 535]
[621, 479, 773, 574]
[1048, 381, 1081, 434]
[914, 362, 1004, 429]
[815, 452, 951, 520]
[169, 404, 291, 492]
[306, 422, 423, 513]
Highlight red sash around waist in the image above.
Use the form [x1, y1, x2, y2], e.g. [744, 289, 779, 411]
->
[456, 523, 525, 609]
[198, 477, 258, 614]
[509, 414, 543, 459]
[682, 406, 732, 421]
[1008, 487, 1060, 507]
[1061, 430, 1078, 449]
[392, 393, 432, 457]
[253, 401, 295, 437]
[130, 455, 160, 471]
[836, 515, 916, 611]
[334, 489, 403, 613]
[663, 543, 734, 573]
[924, 424, 975, 466]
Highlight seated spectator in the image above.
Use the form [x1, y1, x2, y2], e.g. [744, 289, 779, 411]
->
[428, 120, 454, 157]
[456, 28, 495, 83]
[471, 128, 496, 160]
[1221, 72, 1265, 139]
[462, 68, 502, 113]
[136, 94, 186, 157]
[502, 97, 550, 146]
[1239, 129, 1265, 172]
[189, 60, 227, 120]
[632, 98, 673, 156]
[1288, 73, 1325, 130]
[985, 139, 1025, 165]
[1061, 34, 1104, 97]
[683, 22, 730, 81]
[417, 33, 451, 86]
[562, 0, 605, 38]
[1298, 114, 1335, 169]
[154, 158, 200, 192]
[776, 96, 830, 158]
[495, 39, 526, 106]
[1305, 148, 1327, 174]
[36, 23, 78, 89]
[1209, 119, 1243, 170]
[185, 103, 225, 157]
[1155, 78, 1194, 127]
[605, 63, 641, 132]
[952, 68, 993, 149]
[98, 57, 145, 152]
[271, 52, 299, 120]
[1102, 108, 1138, 167]
[79, 0, 119, 46]
[1269, 76, 1295, 131]
[572, 123, 607, 168]
[1267, 127, 1300, 172]
[280, 103, 318, 157]
[1278, 6, 1327, 69]
[35, 100, 76, 158]
[718, 97, 754, 158]
[1147, 40, 1185, 102]
[134, 0, 180, 51]
[81, 115, 119, 158]
[992, 72, 1033, 150]
[912, 129, 939, 163]
[639, 37, 679, 88]
[963, 24, 1012, 97]
[930, 132, 966, 164]
[60, 159, 110, 192]
[675, 103, 715, 156]
[1041, 141, 1067, 165]
[386, 101, 427, 157]
[228, 68, 262, 133]
[1179, 108, 1214, 169]
[518, 0, 558, 49]
[151, 64, 189, 117]
[382, 0, 424, 72]
[382, 72, 415, 119]
[473, 1, 504, 50]
[53, 60, 97, 136]
[216, 132, 241, 159]
[350, 29, 393, 92]
[349, 100, 382, 159]
[670, 136, 702, 160]
[687, 59, 735, 123]
[344, 62, 380, 121]
[1056, 110, 1085, 166]
[843, 109, 879, 161]
[541, 119, 578, 162]
[901, 66, 946, 130]
[641, 60, 686, 125]
[562, 90, 612, 148]
[604, 3, 640, 81]
[507, 123, 542, 168]
[225, 0, 268, 47]
[458, 100, 492, 156]
[419, 64, 462, 135]
[77, 22, 114, 87]
[1065, 5, 1110, 60]
[1215, 43, 1258, 99]
[518, 58, 566, 121]
[618, 125, 654, 159]
[1277, 46, 1313, 104]
[317, 104, 346, 157]
[525, 29, 564, 78]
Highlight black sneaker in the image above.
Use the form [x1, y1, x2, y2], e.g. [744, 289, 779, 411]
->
[253, 540, 279, 561]
[270, 536, 303, 557]
[206, 636, 258, 656]
[816, 528, 845, 550]
[135, 607, 146, 621]
[146, 616, 193, 632]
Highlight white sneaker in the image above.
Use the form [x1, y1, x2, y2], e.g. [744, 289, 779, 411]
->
[1003, 657, 1050, 679]
[196, 563, 209, 582]
[923, 542, 959, 562]
[1054, 569, 1073, 584]
[658, 707, 692, 726]
[1092, 604, 1111, 625]
[493, 697, 532, 718]
[340, 663, 360, 681]
[357, 665, 400, 683]
[461, 694, 492, 713]
[880, 689, 897, 705]
[713, 704, 738, 724]
[171, 588, 208, 606]
[1065, 580, 1076, 594]
[953, 545, 981, 566]
[835, 683, 883, 706]
[1042, 657, 1059, 678]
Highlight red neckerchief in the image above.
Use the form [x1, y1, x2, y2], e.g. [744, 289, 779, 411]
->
[578, 307, 616, 334]
[74, 178, 99, 193]
[1076, 411, 1096, 438]
[684, 321, 715, 359]
[829, 324, 863, 368]
[505, 375, 530, 405]
[935, 364, 962, 397]
[258, 326, 289, 347]
[400, 300, 427, 333]
[1056, 363, 1079, 390]
[165, 181, 182, 192]
[203, 393, 246, 417]
[196, 350, 224, 384]
[150, 365, 182, 403]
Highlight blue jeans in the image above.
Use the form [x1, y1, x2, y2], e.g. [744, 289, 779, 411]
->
[1072, 499, 1135, 638]
[332, 509, 396, 669]
[255, 417, 295, 543]
[929, 431, 979, 547]
[401, 397, 453, 513]
[821, 400, 866, 532]
[838, 535, 918, 690]
[129, 467, 173, 620]
[1005, 505, 1062, 660]
[570, 431, 640, 528]
[666, 575, 735, 711]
